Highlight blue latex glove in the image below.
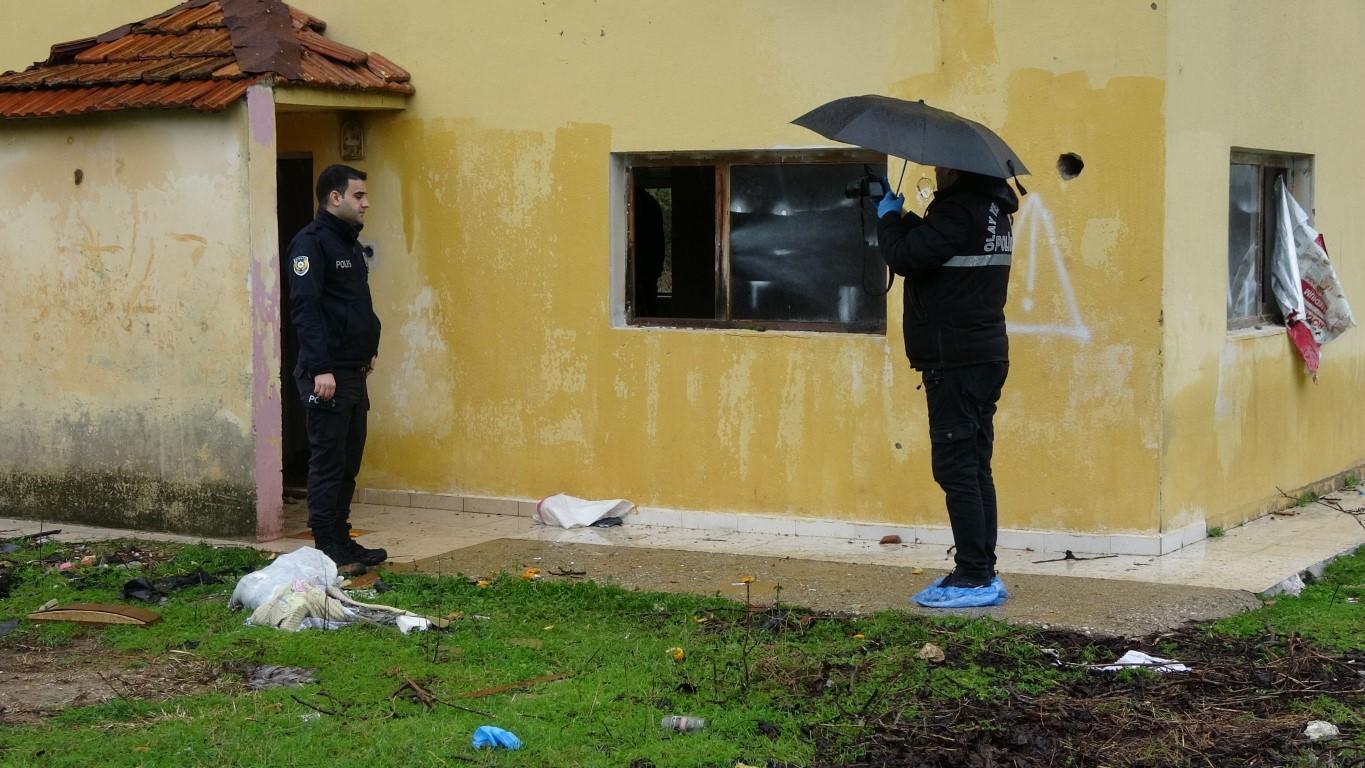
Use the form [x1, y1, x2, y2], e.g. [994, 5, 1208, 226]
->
[472, 725, 522, 750]
[876, 178, 905, 219]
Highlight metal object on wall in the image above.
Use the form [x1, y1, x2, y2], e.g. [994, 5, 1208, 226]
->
[341, 118, 364, 161]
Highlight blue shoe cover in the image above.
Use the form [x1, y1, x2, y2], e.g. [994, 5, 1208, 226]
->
[472, 725, 522, 750]
[912, 575, 1009, 608]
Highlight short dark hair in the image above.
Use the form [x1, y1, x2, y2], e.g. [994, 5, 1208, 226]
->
[316, 164, 367, 206]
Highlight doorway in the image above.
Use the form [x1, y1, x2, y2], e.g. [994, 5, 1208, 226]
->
[277, 155, 314, 494]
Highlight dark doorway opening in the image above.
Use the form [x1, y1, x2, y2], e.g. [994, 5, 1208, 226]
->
[277, 155, 313, 494]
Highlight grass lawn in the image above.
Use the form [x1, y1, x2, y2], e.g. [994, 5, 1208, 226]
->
[0, 538, 1360, 767]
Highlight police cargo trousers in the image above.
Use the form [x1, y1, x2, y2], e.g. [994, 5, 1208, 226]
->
[296, 369, 369, 543]
[920, 362, 1009, 580]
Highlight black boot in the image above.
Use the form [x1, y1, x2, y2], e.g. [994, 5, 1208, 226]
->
[312, 528, 367, 575]
[334, 522, 387, 567]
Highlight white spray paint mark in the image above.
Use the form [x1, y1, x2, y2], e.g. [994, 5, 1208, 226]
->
[1008, 194, 1091, 342]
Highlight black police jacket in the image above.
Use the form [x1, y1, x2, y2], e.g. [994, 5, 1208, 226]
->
[287, 210, 381, 376]
[877, 173, 1018, 370]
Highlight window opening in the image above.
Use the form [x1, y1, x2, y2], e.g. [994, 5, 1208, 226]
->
[626, 151, 886, 333]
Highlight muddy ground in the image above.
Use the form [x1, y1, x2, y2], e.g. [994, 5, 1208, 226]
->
[0, 636, 226, 725]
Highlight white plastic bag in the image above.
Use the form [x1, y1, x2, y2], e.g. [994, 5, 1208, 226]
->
[229, 547, 340, 613]
[532, 493, 635, 528]
[1094, 650, 1190, 673]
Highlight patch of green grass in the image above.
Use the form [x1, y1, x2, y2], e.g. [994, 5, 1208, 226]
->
[1296, 490, 1321, 507]
[1212, 545, 1365, 650]
[2, 538, 1362, 767]
[1207, 526, 1225, 538]
[1343, 473, 1359, 489]
[0, 539, 1079, 768]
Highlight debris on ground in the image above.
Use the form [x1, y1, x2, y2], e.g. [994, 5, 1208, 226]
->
[1, 530, 61, 547]
[1304, 720, 1341, 741]
[1094, 650, 1190, 673]
[396, 616, 430, 634]
[471, 724, 522, 750]
[230, 547, 446, 632]
[122, 568, 228, 603]
[660, 715, 705, 732]
[460, 672, 572, 699]
[0, 619, 18, 637]
[532, 493, 634, 528]
[915, 642, 945, 663]
[879, 535, 901, 545]
[341, 571, 380, 590]
[1033, 549, 1119, 564]
[25, 603, 161, 627]
[236, 664, 318, 691]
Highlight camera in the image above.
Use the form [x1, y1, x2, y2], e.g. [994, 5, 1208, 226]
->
[844, 166, 887, 199]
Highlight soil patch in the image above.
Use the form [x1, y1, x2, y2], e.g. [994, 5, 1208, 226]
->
[809, 627, 1365, 767]
[0, 636, 228, 724]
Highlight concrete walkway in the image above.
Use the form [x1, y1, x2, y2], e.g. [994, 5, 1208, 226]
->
[3, 490, 1361, 636]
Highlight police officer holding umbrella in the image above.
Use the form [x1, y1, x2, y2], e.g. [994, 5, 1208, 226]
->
[793, 95, 1028, 606]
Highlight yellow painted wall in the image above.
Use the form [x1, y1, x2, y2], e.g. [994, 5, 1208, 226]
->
[1162, 1, 1365, 531]
[264, 0, 1169, 534]
[0, 107, 260, 534]
[28, 2, 1352, 538]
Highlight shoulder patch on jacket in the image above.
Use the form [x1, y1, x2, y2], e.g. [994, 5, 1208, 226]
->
[292, 255, 310, 277]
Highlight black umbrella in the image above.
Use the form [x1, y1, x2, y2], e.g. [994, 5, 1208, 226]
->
[792, 94, 1029, 180]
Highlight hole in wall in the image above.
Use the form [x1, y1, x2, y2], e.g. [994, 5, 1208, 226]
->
[1057, 153, 1084, 180]
[73, 169, 83, 185]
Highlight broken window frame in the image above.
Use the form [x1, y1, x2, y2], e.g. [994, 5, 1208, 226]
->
[1227, 149, 1314, 331]
[624, 149, 888, 334]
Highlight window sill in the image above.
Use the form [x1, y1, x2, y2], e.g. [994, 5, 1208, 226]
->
[615, 322, 886, 339]
[1227, 324, 1284, 340]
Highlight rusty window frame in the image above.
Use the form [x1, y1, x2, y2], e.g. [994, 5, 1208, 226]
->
[625, 149, 888, 334]
[1227, 149, 1314, 332]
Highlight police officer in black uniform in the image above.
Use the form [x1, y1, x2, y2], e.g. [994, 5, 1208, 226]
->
[287, 164, 386, 568]
[876, 166, 1018, 591]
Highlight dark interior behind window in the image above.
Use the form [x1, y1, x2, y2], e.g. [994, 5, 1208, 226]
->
[627, 151, 886, 333]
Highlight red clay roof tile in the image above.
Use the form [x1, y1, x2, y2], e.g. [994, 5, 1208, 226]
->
[364, 52, 410, 84]
[0, 0, 412, 119]
[298, 29, 367, 66]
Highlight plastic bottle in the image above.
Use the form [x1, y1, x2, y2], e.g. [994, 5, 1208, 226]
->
[660, 715, 706, 732]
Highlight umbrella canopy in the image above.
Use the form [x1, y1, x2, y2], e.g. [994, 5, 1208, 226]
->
[792, 95, 1029, 180]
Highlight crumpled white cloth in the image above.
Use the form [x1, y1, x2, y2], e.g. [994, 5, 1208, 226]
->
[248, 582, 354, 631]
[245, 578, 434, 633]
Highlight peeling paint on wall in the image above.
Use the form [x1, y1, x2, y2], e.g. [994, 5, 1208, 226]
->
[0, 109, 258, 535]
